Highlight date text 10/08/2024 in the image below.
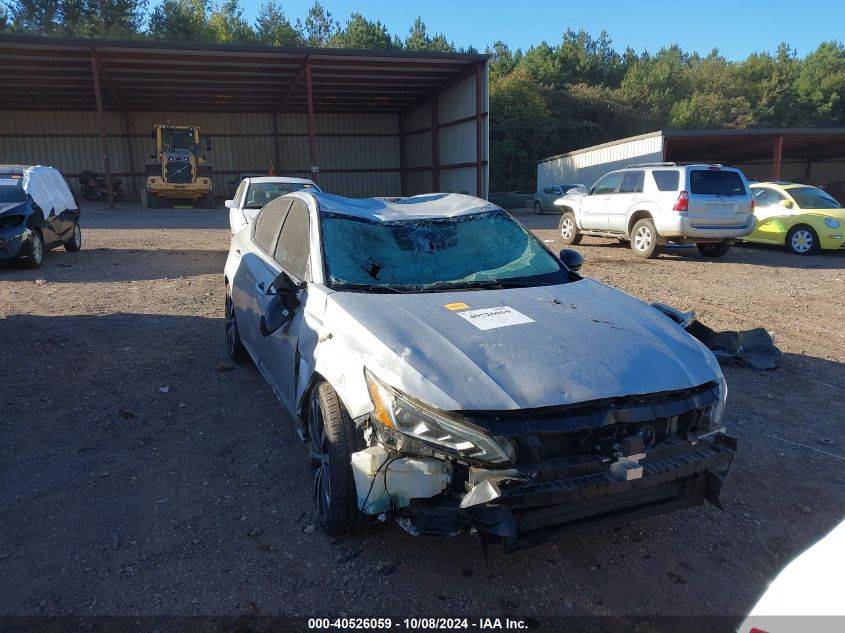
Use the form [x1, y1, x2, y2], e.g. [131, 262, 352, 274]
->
[308, 618, 529, 630]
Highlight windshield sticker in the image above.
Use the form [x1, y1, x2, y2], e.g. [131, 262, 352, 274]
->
[457, 306, 535, 331]
[444, 302, 469, 311]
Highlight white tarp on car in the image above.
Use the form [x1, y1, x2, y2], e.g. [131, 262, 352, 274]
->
[21, 166, 76, 216]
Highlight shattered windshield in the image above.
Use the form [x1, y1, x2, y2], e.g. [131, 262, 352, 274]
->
[320, 210, 570, 291]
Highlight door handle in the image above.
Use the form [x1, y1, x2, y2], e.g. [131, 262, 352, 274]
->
[255, 281, 266, 295]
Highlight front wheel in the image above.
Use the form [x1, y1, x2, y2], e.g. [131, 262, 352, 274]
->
[533, 201, 544, 215]
[309, 382, 363, 536]
[630, 218, 660, 259]
[559, 211, 582, 245]
[786, 225, 820, 255]
[24, 231, 44, 269]
[64, 222, 82, 252]
[696, 242, 731, 258]
[225, 289, 248, 363]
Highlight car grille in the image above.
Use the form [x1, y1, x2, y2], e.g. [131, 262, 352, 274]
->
[463, 382, 720, 462]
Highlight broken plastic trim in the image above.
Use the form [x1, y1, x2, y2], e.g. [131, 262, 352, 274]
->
[457, 381, 720, 435]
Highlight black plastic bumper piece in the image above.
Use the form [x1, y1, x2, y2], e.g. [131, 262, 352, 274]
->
[460, 436, 735, 551]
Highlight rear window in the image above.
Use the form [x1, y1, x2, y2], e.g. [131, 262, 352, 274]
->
[651, 170, 679, 192]
[689, 170, 746, 196]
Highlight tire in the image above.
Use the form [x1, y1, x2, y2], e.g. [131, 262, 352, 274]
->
[696, 242, 730, 258]
[559, 211, 582, 245]
[198, 192, 215, 208]
[630, 218, 660, 259]
[786, 225, 820, 255]
[224, 289, 249, 363]
[141, 190, 164, 209]
[64, 222, 82, 252]
[24, 230, 44, 269]
[309, 382, 364, 536]
[533, 201, 544, 215]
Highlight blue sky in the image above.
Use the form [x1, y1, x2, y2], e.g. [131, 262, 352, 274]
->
[234, 0, 844, 59]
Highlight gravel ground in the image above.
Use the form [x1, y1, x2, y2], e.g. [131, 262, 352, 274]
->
[1, 203, 843, 628]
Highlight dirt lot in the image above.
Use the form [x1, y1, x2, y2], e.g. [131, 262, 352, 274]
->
[1, 203, 844, 629]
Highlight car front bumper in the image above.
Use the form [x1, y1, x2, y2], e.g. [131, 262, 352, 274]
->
[390, 433, 736, 551]
[0, 227, 31, 261]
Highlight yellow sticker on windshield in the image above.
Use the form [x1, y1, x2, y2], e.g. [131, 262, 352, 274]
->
[444, 302, 470, 311]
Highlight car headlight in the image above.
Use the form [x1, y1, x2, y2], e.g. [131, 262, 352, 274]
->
[364, 369, 515, 465]
[824, 217, 841, 229]
[700, 377, 728, 432]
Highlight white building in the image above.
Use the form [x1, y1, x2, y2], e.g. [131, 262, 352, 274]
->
[538, 129, 845, 190]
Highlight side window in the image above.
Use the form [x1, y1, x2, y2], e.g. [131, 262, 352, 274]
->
[619, 171, 644, 194]
[274, 199, 311, 281]
[592, 172, 624, 195]
[652, 170, 680, 192]
[234, 180, 246, 205]
[543, 187, 555, 195]
[253, 198, 292, 253]
[754, 188, 786, 207]
[554, 187, 563, 195]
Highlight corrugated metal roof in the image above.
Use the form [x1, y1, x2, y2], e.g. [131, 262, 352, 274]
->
[0, 34, 488, 114]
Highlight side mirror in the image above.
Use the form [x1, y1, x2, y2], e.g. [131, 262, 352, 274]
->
[559, 249, 583, 272]
[260, 294, 293, 336]
[259, 271, 306, 337]
[271, 269, 306, 293]
[779, 199, 794, 208]
[224, 199, 236, 209]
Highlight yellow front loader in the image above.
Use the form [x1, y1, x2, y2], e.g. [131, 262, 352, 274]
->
[142, 125, 214, 208]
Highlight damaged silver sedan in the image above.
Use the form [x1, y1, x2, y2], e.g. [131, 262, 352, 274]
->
[224, 192, 736, 550]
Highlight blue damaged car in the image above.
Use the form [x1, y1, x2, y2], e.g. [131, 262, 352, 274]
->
[0, 165, 82, 269]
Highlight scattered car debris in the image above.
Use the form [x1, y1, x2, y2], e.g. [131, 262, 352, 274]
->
[651, 302, 781, 370]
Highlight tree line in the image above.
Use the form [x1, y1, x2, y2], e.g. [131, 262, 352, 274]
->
[2, 1, 843, 191]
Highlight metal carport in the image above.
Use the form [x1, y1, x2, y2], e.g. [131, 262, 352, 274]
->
[538, 129, 845, 191]
[0, 35, 489, 207]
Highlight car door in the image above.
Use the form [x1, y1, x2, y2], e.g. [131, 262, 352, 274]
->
[610, 170, 644, 232]
[580, 172, 623, 230]
[540, 187, 559, 210]
[232, 197, 292, 356]
[257, 198, 313, 410]
[751, 187, 792, 242]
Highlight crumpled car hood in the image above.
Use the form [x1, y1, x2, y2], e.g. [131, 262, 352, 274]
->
[325, 278, 722, 411]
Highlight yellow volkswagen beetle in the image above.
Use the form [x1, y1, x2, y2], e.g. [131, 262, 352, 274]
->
[747, 182, 845, 255]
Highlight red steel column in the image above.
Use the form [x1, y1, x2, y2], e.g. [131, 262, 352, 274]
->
[431, 98, 439, 192]
[772, 135, 784, 181]
[399, 115, 407, 196]
[306, 61, 318, 182]
[271, 113, 281, 175]
[475, 61, 484, 198]
[90, 53, 115, 208]
[123, 111, 137, 199]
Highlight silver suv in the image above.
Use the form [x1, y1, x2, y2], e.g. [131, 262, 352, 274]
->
[553, 163, 756, 258]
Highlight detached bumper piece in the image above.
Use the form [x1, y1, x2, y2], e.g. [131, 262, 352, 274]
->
[460, 435, 735, 552]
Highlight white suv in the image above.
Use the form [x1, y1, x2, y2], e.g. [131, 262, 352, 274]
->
[553, 163, 756, 258]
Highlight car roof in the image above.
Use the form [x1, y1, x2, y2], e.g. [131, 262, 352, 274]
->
[0, 165, 31, 175]
[306, 191, 500, 222]
[751, 181, 809, 189]
[247, 176, 316, 184]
